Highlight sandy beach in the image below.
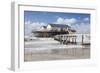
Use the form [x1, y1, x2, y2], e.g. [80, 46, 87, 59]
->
[24, 48, 90, 61]
[24, 38, 90, 61]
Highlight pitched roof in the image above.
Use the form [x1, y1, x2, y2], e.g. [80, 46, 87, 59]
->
[42, 26, 47, 28]
[49, 24, 71, 28]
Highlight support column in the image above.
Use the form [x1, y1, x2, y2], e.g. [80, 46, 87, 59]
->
[75, 36, 76, 44]
[82, 35, 84, 44]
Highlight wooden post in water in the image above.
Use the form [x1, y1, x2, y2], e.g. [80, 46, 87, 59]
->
[75, 36, 76, 44]
[82, 34, 84, 44]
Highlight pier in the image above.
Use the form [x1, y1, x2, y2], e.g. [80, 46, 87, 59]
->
[54, 34, 90, 45]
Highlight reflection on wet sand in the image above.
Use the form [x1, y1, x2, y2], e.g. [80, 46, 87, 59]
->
[24, 47, 90, 61]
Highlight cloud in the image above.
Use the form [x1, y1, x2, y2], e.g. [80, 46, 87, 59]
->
[83, 17, 89, 21]
[55, 17, 77, 26]
[71, 23, 90, 34]
[55, 17, 90, 34]
[31, 22, 47, 31]
[64, 18, 77, 24]
[25, 21, 47, 36]
[24, 21, 32, 36]
[25, 20, 31, 25]
[56, 17, 64, 24]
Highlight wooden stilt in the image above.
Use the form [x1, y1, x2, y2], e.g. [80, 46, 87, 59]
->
[82, 35, 84, 44]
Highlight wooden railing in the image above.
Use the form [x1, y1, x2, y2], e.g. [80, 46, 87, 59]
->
[54, 34, 90, 45]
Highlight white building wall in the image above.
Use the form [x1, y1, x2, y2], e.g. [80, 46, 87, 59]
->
[47, 25, 52, 30]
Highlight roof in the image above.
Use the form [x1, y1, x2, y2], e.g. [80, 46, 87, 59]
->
[42, 26, 47, 28]
[69, 29, 76, 32]
[49, 24, 71, 28]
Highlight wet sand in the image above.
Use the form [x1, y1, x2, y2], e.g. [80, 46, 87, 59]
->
[24, 47, 90, 62]
[24, 38, 90, 62]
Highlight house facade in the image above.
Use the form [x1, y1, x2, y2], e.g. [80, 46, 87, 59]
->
[47, 24, 70, 31]
[33, 24, 76, 37]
